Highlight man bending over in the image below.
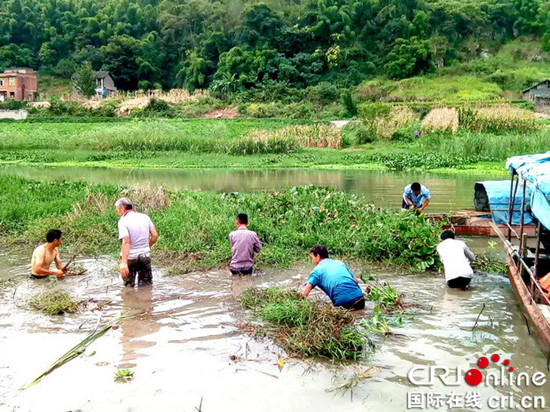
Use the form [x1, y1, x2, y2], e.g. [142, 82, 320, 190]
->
[300, 245, 365, 310]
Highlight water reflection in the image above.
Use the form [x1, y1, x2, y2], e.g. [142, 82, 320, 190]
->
[119, 285, 160, 368]
[0, 165, 501, 212]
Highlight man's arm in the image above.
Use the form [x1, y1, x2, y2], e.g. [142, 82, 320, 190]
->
[120, 237, 131, 278]
[253, 234, 261, 253]
[54, 251, 66, 277]
[299, 283, 314, 298]
[463, 243, 475, 262]
[418, 199, 430, 212]
[149, 224, 158, 247]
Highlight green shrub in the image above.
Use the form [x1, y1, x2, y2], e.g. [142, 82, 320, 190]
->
[0, 99, 26, 110]
[342, 90, 358, 117]
[355, 125, 377, 144]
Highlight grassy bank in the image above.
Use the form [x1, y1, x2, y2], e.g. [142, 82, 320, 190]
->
[0, 176, 441, 271]
[1, 117, 549, 175]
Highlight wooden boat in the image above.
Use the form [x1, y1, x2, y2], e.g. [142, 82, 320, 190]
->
[493, 153, 550, 357]
[427, 210, 536, 237]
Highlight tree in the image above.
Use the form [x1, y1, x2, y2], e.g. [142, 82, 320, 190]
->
[71, 62, 96, 98]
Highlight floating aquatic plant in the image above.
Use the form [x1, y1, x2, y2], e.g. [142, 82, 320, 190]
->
[29, 289, 79, 315]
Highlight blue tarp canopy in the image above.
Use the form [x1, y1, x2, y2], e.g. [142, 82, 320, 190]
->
[505, 153, 550, 230]
[506, 152, 550, 174]
[477, 181, 533, 225]
[531, 175, 550, 230]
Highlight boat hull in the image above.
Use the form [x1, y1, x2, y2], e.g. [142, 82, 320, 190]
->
[505, 251, 550, 356]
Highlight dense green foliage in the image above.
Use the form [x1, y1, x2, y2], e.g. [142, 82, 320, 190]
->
[0, 0, 548, 94]
[0, 177, 441, 270]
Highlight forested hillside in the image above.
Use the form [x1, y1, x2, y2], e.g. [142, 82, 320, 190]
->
[0, 0, 548, 92]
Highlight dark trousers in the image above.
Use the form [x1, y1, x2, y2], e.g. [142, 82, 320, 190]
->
[230, 267, 253, 275]
[125, 255, 153, 287]
[447, 276, 471, 289]
[341, 296, 366, 311]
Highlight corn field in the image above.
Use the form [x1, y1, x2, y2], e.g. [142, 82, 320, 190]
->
[375, 106, 417, 140]
[247, 125, 342, 148]
[421, 107, 459, 134]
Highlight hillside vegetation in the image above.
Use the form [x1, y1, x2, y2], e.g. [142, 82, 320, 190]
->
[0, 0, 548, 98]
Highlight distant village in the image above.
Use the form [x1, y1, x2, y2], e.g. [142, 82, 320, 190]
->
[0, 67, 116, 102]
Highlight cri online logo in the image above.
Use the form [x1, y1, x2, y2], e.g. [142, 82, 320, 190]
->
[408, 354, 546, 387]
[465, 354, 511, 386]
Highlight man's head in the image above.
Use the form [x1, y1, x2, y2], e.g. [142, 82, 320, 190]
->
[440, 229, 456, 241]
[46, 229, 63, 246]
[310, 245, 329, 265]
[114, 198, 133, 216]
[411, 182, 421, 195]
[236, 213, 249, 227]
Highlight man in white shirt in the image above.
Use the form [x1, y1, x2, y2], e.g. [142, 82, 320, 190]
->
[115, 198, 158, 287]
[436, 230, 475, 290]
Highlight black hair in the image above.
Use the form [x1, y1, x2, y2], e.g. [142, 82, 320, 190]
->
[46, 229, 62, 243]
[310, 245, 329, 259]
[411, 182, 421, 192]
[236, 213, 249, 225]
[440, 229, 455, 240]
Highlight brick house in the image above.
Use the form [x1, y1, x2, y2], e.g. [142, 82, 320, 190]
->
[0, 68, 37, 101]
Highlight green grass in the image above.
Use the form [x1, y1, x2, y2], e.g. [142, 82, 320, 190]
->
[0, 119, 314, 152]
[0, 177, 442, 270]
[241, 287, 365, 360]
[29, 289, 79, 315]
[0, 118, 546, 176]
[356, 76, 503, 102]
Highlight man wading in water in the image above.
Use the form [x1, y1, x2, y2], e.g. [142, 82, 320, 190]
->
[229, 213, 261, 275]
[300, 245, 365, 310]
[115, 198, 158, 287]
[436, 230, 475, 290]
[30, 229, 66, 279]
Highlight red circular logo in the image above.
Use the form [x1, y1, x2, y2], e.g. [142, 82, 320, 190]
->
[477, 357, 489, 368]
[491, 354, 500, 362]
[465, 369, 483, 386]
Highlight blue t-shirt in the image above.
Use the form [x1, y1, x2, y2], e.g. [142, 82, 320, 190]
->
[306, 259, 364, 306]
[403, 184, 431, 207]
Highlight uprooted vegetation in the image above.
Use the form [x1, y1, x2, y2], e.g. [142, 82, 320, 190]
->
[240, 287, 367, 360]
[29, 289, 79, 315]
[240, 285, 412, 360]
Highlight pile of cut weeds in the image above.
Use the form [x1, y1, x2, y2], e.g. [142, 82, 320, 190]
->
[241, 287, 365, 360]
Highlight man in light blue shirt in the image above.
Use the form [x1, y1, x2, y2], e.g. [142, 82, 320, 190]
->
[299, 245, 365, 310]
[402, 182, 431, 213]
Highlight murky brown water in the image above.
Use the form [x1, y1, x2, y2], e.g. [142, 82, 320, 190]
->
[0, 165, 502, 213]
[1, 239, 549, 412]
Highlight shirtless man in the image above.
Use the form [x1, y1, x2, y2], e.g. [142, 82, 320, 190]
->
[30, 229, 66, 279]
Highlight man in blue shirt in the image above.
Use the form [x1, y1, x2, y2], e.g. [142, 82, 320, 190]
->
[402, 182, 431, 213]
[299, 245, 365, 310]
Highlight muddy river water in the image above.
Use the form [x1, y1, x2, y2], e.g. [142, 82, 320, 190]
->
[0, 243, 549, 412]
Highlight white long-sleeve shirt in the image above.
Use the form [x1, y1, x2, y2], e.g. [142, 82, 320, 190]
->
[436, 239, 475, 282]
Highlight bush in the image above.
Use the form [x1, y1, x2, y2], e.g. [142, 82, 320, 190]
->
[0, 99, 26, 110]
[355, 125, 377, 144]
[342, 90, 358, 117]
[303, 82, 342, 106]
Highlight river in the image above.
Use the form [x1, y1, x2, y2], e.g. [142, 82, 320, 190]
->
[0, 165, 502, 213]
